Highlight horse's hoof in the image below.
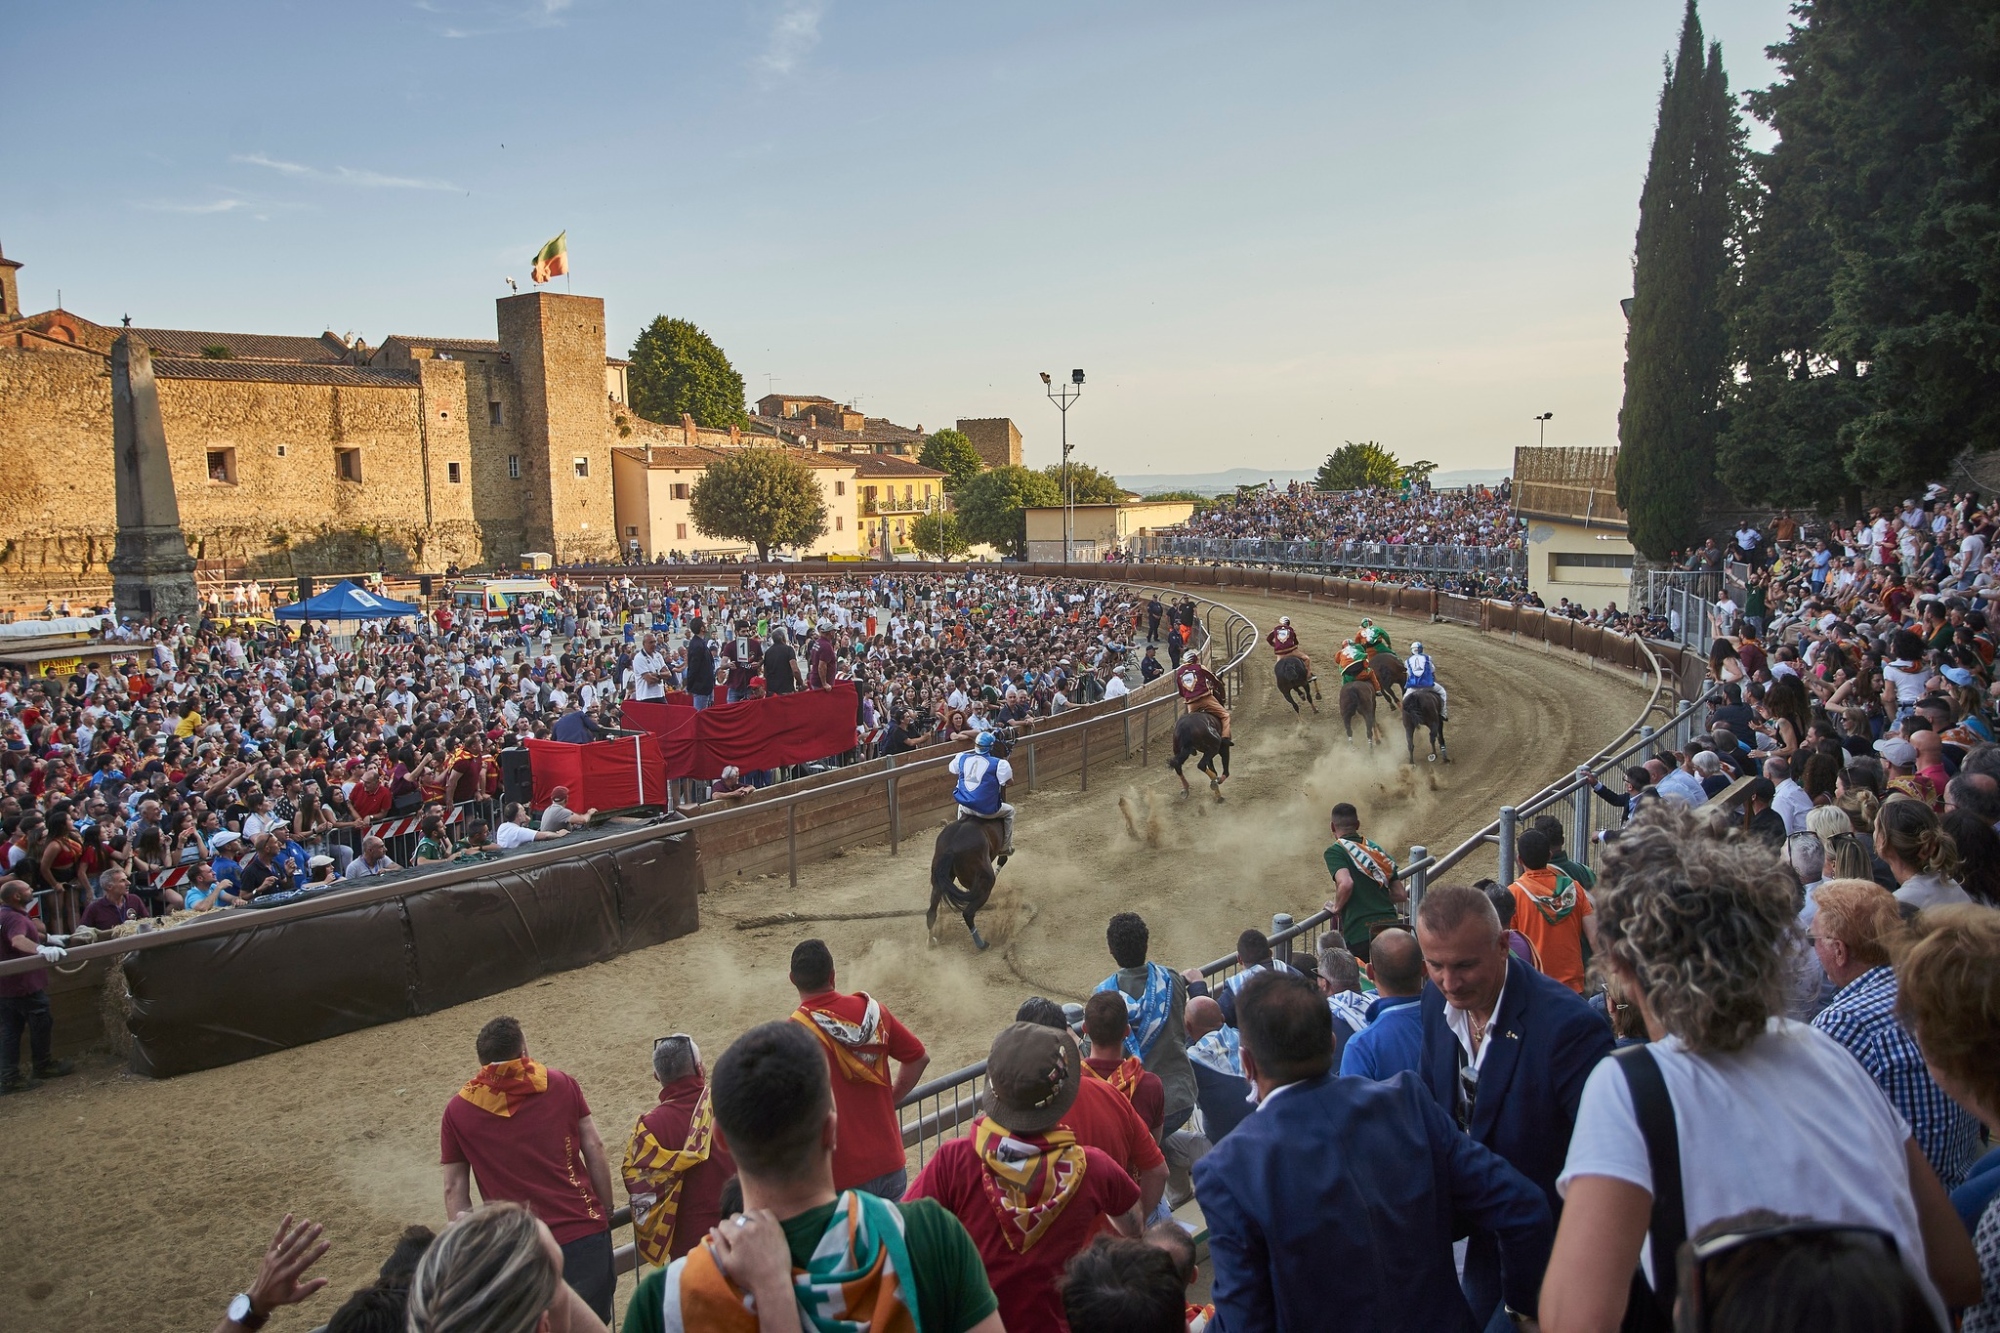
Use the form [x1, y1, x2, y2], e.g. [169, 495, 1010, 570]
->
[971, 930, 990, 952]
[996, 853, 1010, 868]
[1427, 753, 1437, 763]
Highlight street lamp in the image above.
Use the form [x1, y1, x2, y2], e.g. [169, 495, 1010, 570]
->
[1042, 369, 1085, 562]
[1533, 412, 1553, 447]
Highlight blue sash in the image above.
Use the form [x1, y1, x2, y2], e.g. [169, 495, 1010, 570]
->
[1095, 963, 1174, 1059]
[1406, 654, 1436, 689]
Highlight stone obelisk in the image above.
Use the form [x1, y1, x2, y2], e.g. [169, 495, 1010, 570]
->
[108, 331, 200, 621]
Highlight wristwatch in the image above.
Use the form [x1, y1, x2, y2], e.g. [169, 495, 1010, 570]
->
[227, 1293, 270, 1330]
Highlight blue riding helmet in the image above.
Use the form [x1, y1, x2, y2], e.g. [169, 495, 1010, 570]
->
[975, 732, 996, 753]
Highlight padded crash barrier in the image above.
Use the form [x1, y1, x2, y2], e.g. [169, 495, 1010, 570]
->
[122, 831, 701, 1078]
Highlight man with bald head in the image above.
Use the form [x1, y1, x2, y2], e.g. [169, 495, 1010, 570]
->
[1945, 770, 2000, 828]
[1337, 928, 1426, 1081]
[1907, 729, 1950, 806]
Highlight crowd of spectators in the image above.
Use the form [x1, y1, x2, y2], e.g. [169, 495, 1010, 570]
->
[1172, 479, 1520, 548]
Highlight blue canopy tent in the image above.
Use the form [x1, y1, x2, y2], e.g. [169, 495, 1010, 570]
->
[274, 581, 420, 622]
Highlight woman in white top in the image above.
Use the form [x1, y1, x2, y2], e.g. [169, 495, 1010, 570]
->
[1539, 804, 1979, 1332]
[1875, 798, 1973, 911]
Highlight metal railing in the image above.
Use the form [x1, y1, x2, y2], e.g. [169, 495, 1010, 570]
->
[1129, 536, 1525, 579]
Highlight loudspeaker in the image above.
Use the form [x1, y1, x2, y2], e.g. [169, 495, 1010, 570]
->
[418, 574, 434, 597]
[297, 576, 315, 602]
[498, 748, 535, 805]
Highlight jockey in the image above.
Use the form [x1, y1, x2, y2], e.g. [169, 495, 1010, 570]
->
[1177, 651, 1231, 740]
[1265, 615, 1313, 679]
[1336, 635, 1376, 687]
[1404, 639, 1447, 720]
[948, 730, 1014, 860]
[1359, 617, 1393, 655]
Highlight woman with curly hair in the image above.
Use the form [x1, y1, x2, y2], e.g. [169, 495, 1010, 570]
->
[1538, 805, 1979, 1333]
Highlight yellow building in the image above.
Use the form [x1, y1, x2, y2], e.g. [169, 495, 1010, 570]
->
[1023, 501, 1196, 562]
[852, 454, 948, 554]
[611, 436, 862, 559]
[1513, 445, 1636, 611]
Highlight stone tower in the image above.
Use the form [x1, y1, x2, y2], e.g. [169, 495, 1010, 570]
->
[0, 240, 20, 322]
[107, 332, 201, 620]
[495, 291, 615, 563]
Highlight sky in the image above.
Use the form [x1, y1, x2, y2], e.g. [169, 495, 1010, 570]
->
[3, 1, 1796, 478]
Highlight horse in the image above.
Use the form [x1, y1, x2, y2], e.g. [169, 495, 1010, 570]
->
[1169, 709, 1231, 799]
[929, 816, 1004, 951]
[1339, 679, 1380, 745]
[1275, 655, 1318, 713]
[1367, 648, 1406, 711]
[1402, 686, 1449, 764]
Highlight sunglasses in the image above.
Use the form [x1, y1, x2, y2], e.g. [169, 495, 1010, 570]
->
[1676, 1221, 1897, 1332]
[653, 1033, 693, 1052]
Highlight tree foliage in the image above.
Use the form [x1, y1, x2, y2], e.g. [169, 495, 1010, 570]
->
[1400, 459, 1439, 487]
[919, 430, 984, 491]
[1042, 461, 1128, 505]
[955, 465, 1062, 557]
[1720, 0, 2000, 508]
[688, 449, 826, 560]
[1315, 441, 1403, 491]
[628, 317, 748, 429]
[909, 511, 970, 561]
[1615, 1, 1741, 560]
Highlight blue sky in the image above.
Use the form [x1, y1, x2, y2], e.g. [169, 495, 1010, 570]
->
[3, 1, 1794, 477]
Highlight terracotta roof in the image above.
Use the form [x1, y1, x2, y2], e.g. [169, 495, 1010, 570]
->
[851, 454, 945, 479]
[127, 327, 350, 364]
[386, 335, 503, 353]
[748, 413, 925, 447]
[151, 359, 418, 388]
[612, 445, 726, 469]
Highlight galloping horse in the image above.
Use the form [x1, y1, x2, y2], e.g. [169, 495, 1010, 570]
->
[1402, 686, 1449, 764]
[1339, 679, 1381, 745]
[1170, 710, 1232, 799]
[1367, 648, 1406, 711]
[1275, 655, 1318, 713]
[929, 817, 1002, 951]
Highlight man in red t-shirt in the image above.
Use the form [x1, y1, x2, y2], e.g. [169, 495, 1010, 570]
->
[1017, 997, 1168, 1221]
[788, 939, 930, 1197]
[908, 1022, 1143, 1333]
[621, 1033, 735, 1265]
[1081, 991, 1166, 1140]
[439, 1016, 617, 1321]
[347, 766, 394, 824]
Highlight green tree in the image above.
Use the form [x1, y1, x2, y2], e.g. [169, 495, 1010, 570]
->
[909, 511, 971, 561]
[688, 449, 827, 560]
[1614, 1, 1742, 559]
[955, 465, 1063, 557]
[918, 430, 984, 491]
[628, 317, 748, 429]
[1400, 459, 1439, 487]
[1315, 441, 1403, 491]
[1132, 490, 1216, 503]
[1041, 461, 1129, 505]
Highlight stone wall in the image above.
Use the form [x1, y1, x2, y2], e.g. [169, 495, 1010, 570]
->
[497, 292, 618, 566]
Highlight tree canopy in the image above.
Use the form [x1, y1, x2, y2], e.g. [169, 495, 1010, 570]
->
[1315, 442, 1403, 491]
[1042, 461, 1129, 505]
[918, 430, 984, 491]
[909, 511, 970, 561]
[628, 317, 748, 429]
[688, 449, 827, 560]
[955, 465, 1063, 557]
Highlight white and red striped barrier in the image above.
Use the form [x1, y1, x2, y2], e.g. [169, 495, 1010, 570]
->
[362, 805, 464, 841]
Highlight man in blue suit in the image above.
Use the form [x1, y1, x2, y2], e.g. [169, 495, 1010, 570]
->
[1414, 884, 1614, 1331]
[1194, 970, 1553, 1333]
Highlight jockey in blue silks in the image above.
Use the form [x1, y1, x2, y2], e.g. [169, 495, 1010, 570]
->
[1404, 639, 1447, 720]
[947, 730, 1014, 862]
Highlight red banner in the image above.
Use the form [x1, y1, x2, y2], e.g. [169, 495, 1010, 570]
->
[622, 684, 859, 780]
[525, 735, 668, 810]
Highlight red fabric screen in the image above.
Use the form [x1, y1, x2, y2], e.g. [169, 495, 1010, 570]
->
[622, 683, 859, 780]
[525, 735, 668, 809]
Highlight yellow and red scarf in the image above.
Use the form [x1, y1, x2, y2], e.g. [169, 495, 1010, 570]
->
[456, 1057, 548, 1117]
[972, 1116, 1088, 1252]
[676, 1190, 918, 1333]
[623, 1083, 717, 1267]
[1086, 1054, 1147, 1104]
[792, 996, 891, 1088]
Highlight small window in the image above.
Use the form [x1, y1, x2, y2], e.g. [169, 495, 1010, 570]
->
[488, 401, 503, 427]
[275, 444, 288, 458]
[676, 523, 688, 540]
[1551, 552, 1634, 569]
[508, 455, 521, 479]
[625, 525, 638, 537]
[835, 515, 843, 531]
[336, 448, 363, 483]
[206, 448, 237, 485]
[573, 457, 589, 478]
[447, 462, 462, 484]
[671, 483, 689, 500]
[835, 480, 845, 496]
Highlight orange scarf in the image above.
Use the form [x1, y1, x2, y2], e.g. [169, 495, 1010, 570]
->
[1086, 1054, 1147, 1104]
[623, 1083, 717, 1267]
[455, 1057, 549, 1117]
[791, 996, 891, 1088]
[676, 1191, 918, 1333]
[972, 1116, 1088, 1252]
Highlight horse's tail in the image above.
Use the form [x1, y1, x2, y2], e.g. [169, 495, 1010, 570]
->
[932, 835, 976, 913]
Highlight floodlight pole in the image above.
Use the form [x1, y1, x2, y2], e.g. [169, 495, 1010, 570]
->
[1044, 370, 1085, 562]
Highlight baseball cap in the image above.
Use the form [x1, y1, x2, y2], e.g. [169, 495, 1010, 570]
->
[1941, 665, 1978, 688]
[1874, 738, 1918, 767]
[982, 1022, 1082, 1134]
[208, 831, 242, 853]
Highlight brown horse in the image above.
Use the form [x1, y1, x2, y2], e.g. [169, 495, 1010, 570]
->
[1367, 648, 1406, 711]
[1339, 679, 1380, 745]
[1275, 655, 1318, 713]
[1170, 709, 1232, 799]
[929, 816, 1004, 950]
[1402, 686, 1449, 764]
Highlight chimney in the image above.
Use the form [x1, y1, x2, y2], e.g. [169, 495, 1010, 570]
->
[729, 425, 740, 445]
[681, 412, 695, 447]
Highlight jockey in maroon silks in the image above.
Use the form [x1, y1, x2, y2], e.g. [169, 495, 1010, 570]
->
[1177, 652, 1231, 740]
[1265, 615, 1313, 682]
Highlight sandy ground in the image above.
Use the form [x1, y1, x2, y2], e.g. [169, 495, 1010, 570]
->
[0, 587, 1646, 1332]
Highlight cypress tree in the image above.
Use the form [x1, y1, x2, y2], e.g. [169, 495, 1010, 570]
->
[1615, 2, 1742, 560]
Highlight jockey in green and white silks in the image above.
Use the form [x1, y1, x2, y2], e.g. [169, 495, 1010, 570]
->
[1358, 617, 1392, 655]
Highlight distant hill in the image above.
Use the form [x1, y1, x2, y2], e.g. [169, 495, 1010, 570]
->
[1120, 465, 1511, 495]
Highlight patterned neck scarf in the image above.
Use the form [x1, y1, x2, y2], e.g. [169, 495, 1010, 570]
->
[1515, 867, 1578, 924]
[792, 994, 890, 1088]
[622, 1079, 717, 1267]
[1085, 1053, 1147, 1102]
[676, 1190, 921, 1333]
[456, 1057, 548, 1117]
[972, 1117, 1089, 1253]
[1096, 962, 1174, 1059]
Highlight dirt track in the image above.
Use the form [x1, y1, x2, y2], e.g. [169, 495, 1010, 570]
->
[0, 587, 1647, 1332]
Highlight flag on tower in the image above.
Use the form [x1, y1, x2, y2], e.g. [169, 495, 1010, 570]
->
[530, 232, 568, 284]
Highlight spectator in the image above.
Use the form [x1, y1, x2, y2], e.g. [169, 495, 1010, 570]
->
[538, 785, 594, 833]
[208, 1214, 333, 1333]
[79, 863, 149, 929]
[1414, 884, 1612, 1329]
[1675, 1208, 1942, 1333]
[787, 938, 930, 1198]
[1017, 997, 1170, 1221]
[1744, 777, 1787, 848]
[1143, 1220, 1213, 1332]
[1316, 943, 1370, 1063]
[1060, 1237, 1186, 1333]
[493, 803, 568, 851]
[1874, 799, 1972, 910]
[623, 1020, 1000, 1333]
[323, 1225, 435, 1333]
[761, 627, 801, 695]
[0, 877, 72, 1093]
[621, 1033, 736, 1266]
[182, 862, 244, 910]
[1081, 990, 1166, 1141]
[1531, 814, 1596, 891]
[1506, 828, 1599, 993]
[1942, 809, 2000, 907]
[1808, 879, 1983, 1188]
[1337, 927, 1425, 1081]
[1540, 805, 1978, 1331]
[1097, 912, 1196, 1137]
[681, 617, 715, 710]
[1321, 802, 1403, 961]
[1194, 969, 1553, 1332]
[1203, 927, 1300, 1027]
[439, 1016, 617, 1322]
[407, 1203, 607, 1333]
[1483, 878, 1545, 972]
[907, 1021, 1141, 1333]
[343, 835, 401, 878]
